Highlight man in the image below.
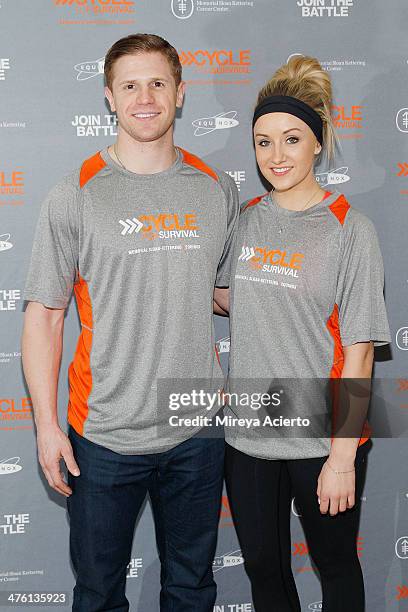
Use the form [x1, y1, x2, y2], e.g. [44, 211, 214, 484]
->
[22, 33, 239, 612]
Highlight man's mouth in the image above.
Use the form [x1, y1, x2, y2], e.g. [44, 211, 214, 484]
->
[132, 112, 161, 120]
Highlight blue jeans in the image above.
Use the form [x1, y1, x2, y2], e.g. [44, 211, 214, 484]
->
[66, 426, 224, 612]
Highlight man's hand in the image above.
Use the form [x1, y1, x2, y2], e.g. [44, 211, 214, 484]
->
[37, 425, 80, 497]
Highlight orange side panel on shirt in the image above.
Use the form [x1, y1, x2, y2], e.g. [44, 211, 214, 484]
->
[326, 304, 370, 446]
[68, 275, 93, 436]
[179, 148, 219, 182]
[68, 153, 106, 435]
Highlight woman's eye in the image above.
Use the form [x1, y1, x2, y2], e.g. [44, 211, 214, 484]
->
[257, 140, 269, 147]
[287, 136, 299, 144]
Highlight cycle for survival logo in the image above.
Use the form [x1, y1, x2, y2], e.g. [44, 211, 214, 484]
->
[54, 0, 135, 25]
[119, 211, 202, 258]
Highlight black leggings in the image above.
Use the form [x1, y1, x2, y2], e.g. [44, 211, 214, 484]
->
[224, 441, 371, 612]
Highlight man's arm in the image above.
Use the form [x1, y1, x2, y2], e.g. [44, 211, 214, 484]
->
[22, 301, 80, 497]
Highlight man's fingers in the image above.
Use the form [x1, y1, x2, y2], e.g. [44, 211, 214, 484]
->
[43, 460, 72, 497]
[61, 444, 80, 477]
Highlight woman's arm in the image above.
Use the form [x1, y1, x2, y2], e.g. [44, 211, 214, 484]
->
[213, 287, 230, 317]
[317, 341, 374, 516]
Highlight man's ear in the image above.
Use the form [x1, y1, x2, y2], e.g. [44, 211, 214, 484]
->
[176, 81, 186, 109]
[105, 86, 116, 113]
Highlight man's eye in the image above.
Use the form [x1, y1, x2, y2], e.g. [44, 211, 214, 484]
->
[153, 81, 165, 88]
[126, 84, 134, 90]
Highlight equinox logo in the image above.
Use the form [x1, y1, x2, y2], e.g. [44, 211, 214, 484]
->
[192, 111, 239, 136]
[0, 457, 22, 475]
[213, 549, 243, 572]
[316, 166, 350, 187]
[74, 57, 105, 80]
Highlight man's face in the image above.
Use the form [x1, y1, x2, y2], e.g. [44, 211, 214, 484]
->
[105, 51, 185, 144]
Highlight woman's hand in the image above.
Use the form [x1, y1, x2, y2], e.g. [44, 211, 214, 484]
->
[317, 459, 355, 516]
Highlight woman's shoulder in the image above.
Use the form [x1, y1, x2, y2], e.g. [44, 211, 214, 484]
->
[240, 193, 268, 214]
[328, 192, 378, 237]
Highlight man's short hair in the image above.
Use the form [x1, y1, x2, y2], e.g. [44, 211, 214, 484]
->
[104, 33, 182, 90]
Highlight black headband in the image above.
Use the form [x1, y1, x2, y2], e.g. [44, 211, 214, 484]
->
[252, 94, 323, 145]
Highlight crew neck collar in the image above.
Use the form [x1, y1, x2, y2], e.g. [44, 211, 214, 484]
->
[264, 190, 341, 216]
[100, 146, 183, 180]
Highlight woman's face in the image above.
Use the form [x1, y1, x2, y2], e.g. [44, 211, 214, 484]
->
[253, 112, 322, 191]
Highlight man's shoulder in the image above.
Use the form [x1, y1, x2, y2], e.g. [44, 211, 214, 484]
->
[178, 147, 236, 192]
[45, 168, 81, 205]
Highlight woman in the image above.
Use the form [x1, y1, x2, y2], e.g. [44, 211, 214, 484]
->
[214, 56, 391, 611]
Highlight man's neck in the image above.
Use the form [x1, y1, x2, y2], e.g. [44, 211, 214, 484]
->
[109, 130, 177, 175]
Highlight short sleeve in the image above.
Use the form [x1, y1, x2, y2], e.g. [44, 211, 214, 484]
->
[214, 172, 240, 287]
[336, 210, 391, 347]
[24, 175, 80, 309]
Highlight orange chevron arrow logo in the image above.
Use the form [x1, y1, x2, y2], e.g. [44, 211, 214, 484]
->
[397, 163, 408, 176]
[396, 585, 408, 600]
[293, 542, 309, 556]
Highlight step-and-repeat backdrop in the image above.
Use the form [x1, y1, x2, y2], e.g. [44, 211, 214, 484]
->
[1, 1, 408, 610]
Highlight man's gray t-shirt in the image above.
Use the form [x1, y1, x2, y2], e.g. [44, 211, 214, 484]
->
[24, 147, 239, 454]
[225, 190, 391, 459]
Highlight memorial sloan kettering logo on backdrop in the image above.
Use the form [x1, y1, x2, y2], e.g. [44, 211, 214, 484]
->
[288, 53, 366, 73]
[396, 109, 408, 133]
[396, 327, 408, 351]
[395, 536, 408, 559]
[192, 111, 239, 136]
[171, 0, 255, 19]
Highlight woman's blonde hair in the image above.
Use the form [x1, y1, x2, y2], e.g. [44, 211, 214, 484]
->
[256, 55, 338, 162]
